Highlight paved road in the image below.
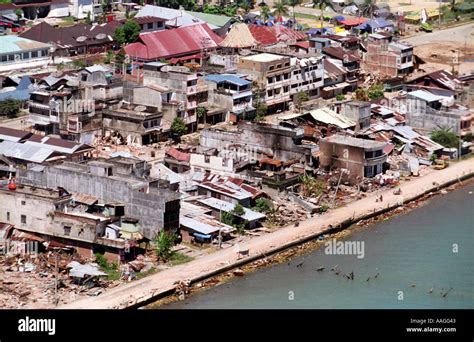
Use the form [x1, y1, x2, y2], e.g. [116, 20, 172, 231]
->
[0, 116, 30, 130]
[402, 23, 474, 46]
[60, 159, 474, 309]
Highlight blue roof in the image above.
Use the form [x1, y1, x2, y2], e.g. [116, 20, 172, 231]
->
[204, 74, 251, 86]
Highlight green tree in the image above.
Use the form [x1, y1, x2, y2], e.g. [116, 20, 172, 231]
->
[273, 0, 289, 20]
[0, 98, 22, 118]
[367, 83, 384, 100]
[253, 198, 272, 213]
[196, 106, 207, 123]
[336, 94, 345, 101]
[354, 88, 369, 101]
[14, 9, 23, 19]
[171, 117, 188, 138]
[237, 0, 251, 14]
[256, 103, 267, 117]
[113, 20, 141, 46]
[231, 203, 246, 216]
[155, 230, 176, 261]
[85, 11, 92, 25]
[312, 0, 334, 29]
[157, 0, 195, 10]
[286, 0, 302, 21]
[430, 129, 460, 149]
[260, 5, 271, 21]
[295, 91, 309, 109]
[300, 175, 326, 197]
[360, 0, 376, 19]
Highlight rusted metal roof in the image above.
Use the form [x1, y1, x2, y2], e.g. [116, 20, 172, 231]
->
[248, 24, 306, 46]
[125, 23, 222, 60]
[72, 192, 98, 206]
[166, 147, 190, 162]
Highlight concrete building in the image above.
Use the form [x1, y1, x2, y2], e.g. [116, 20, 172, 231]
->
[17, 160, 180, 239]
[0, 36, 51, 73]
[143, 62, 208, 132]
[364, 34, 414, 78]
[319, 134, 388, 180]
[204, 74, 253, 122]
[0, 0, 70, 20]
[237, 53, 292, 112]
[290, 56, 324, 99]
[338, 101, 372, 130]
[400, 90, 472, 137]
[0, 183, 142, 262]
[200, 121, 316, 167]
[135, 16, 166, 34]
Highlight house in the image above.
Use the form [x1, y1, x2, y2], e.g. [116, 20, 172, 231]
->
[363, 34, 414, 78]
[398, 90, 472, 137]
[338, 101, 372, 130]
[237, 53, 291, 112]
[405, 69, 465, 101]
[134, 16, 166, 34]
[20, 21, 121, 57]
[164, 147, 191, 173]
[185, 10, 237, 36]
[0, 0, 70, 20]
[136, 5, 207, 29]
[319, 134, 388, 180]
[322, 46, 360, 90]
[124, 23, 222, 63]
[204, 74, 253, 123]
[319, 34, 360, 51]
[69, 0, 95, 20]
[322, 58, 352, 98]
[17, 159, 181, 239]
[0, 35, 51, 73]
[247, 24, 307, 46]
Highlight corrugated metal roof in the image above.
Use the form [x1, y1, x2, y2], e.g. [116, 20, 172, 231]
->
[186, 10, 234, 27]
[0, 140, 54, 163]
[137, 5, 205, 28]
[125, 23, 222, 60]
[305, 107, 356, 129]
[204, 74, 251, 86]
[198, 197, 265, 221]
[0, 35, 50, 54]
[71, 192, 98, 205]
[248, 24, 306, 46]
[0, 127, 31, 142]
[180, 214, 233, 235]
[408, 89, 444, 102]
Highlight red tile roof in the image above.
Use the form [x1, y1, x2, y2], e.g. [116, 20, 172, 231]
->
[248, 24, 306, 46]
[125, 24, 222, 61]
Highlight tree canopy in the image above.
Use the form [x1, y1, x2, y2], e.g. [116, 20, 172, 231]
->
[113, 20, 141, 46]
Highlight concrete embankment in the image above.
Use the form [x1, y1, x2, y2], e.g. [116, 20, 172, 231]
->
[59, 159, 474, 309]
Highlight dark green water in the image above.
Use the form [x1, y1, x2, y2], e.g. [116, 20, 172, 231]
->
[164, 183, 474, 309]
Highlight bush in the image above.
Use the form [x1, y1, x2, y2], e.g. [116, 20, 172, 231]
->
[231, 203, 245, 216]
[367, 83, 384, 100]
[336, 94, 345, 101]
[319, 204, 329, 213]
[171, 117, 187, 138]
[0, 98, 23, 118]
[155, 230, 176, 261]
[253, 198, 271, 213]
[430, 129, 460, 149]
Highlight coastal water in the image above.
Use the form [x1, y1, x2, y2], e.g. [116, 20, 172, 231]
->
[165, 182, 474, 309]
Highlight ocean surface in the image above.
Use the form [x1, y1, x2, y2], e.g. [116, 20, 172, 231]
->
[163, 183, 474, 309]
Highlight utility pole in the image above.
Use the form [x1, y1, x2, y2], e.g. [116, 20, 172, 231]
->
[438, 0, 441, 29]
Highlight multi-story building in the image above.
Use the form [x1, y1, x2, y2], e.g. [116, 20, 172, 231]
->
[0, 36, 51, 73]
[319, 134, 388, 181]
[364, 33, 414, 78]
[143, 62, 208, 132]
[290, 56, 324, 99]
[17, 159, 180, 240]
[237, 53, 292, 113]
[204, 74, 253, 122]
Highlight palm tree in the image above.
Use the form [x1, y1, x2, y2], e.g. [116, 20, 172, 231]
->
[273, 0, 289, 22]
[360, 0, 376, 20]
[312, 0, 334, 29]
[238, 1, 252, 15]
[260, 5, 271, 22]
[286, 0, 302, 22]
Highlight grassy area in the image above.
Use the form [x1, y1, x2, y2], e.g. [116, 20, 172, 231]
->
[294, 12, 319, 20]
[135, 268, 158, 280]
[57, 16, 76, 27]
[168, 252, 194, 266]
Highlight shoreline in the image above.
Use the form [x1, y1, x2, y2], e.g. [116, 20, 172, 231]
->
[150, 177, 474, 308]
[58, 158, 474, 309]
